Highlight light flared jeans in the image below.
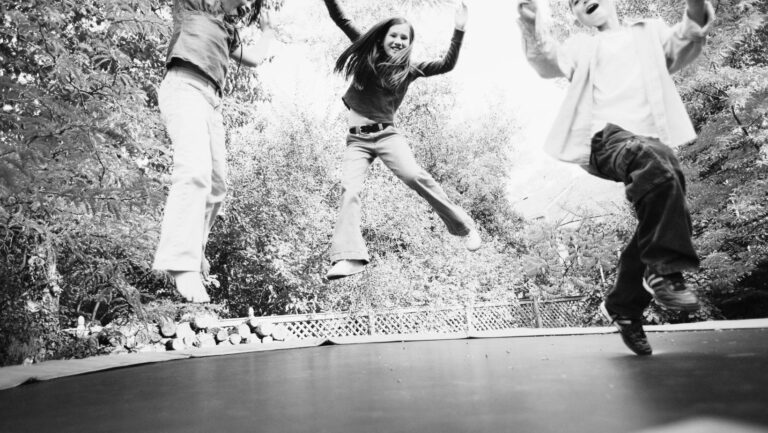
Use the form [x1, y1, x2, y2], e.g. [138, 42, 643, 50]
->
[152, 69, 226, 272]
[329, 127, 473, 264]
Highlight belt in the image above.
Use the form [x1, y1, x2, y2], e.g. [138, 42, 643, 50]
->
[166, 64, 222, 97]
[349, 123, 393, 135]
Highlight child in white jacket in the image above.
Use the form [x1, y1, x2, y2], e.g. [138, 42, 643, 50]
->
[518, 0, 715, 355]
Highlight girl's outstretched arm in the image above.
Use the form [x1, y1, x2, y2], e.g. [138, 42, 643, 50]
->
[231, 10, 277, 67]
[323, 0, 362, 42]
[414, 2, 468, 77]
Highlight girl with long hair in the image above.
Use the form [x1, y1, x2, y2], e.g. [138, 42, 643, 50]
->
[153, 0, 274, 302]
[322, 0, 481, 280]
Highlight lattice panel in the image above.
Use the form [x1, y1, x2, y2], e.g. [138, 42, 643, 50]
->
[538, 300, 584, 328]
[231, 298, 587, 341]
[373, 308, 467, 335]
[472, 305, 521, 331]
[282, 316, 370, 340]
[514, 303, 538, 328]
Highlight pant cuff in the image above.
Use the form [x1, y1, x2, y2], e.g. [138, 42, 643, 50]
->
[152, 259, 201, 272]
[604, 300, 646, 320]
[648, 261, 699, 276]
[329, 251, 370, 264]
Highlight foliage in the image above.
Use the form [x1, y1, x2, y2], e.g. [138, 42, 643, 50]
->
[536, 0, 768, 323]
[205, 31, 524, 316]
[0, 0, 172, 362]
[1, 0, 766, 365]
[675, 0, 768, 319]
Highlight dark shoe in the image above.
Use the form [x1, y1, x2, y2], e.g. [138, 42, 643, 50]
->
[325, 259, 366, 280]
[642, 270, 700, 312]
[600, 301, 652, 356]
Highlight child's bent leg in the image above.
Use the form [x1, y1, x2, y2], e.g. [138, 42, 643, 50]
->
[630, 150, 698, 274]
[329, 137, 376, 264]
[590, 125, 699, 274]
[376, 131, 473, 237]
[590, 124, 699, 311]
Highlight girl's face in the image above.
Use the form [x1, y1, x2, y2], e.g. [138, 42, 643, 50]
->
[382, 23, 412, 58]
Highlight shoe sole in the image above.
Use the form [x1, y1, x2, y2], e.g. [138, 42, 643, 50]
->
[642, 279, 701, 312]
[325, 266, 366, 281]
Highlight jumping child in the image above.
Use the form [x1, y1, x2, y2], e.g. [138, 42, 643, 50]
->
[322, 0, 482, 280]
[517, 0, 715, 354]
[153, 0, 275, 302]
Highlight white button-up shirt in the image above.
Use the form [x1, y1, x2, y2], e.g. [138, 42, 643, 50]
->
[519, 3, 716, 165]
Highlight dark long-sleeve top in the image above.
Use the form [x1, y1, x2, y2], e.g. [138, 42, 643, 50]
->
[324, 0, 464, 123]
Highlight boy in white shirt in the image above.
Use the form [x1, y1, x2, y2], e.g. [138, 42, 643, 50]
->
[518, 0, 715, 355]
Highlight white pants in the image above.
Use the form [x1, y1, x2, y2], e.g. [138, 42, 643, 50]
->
[152, 69, 226, 271]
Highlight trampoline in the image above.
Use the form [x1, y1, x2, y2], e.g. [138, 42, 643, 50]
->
[1, 328, 768, 433]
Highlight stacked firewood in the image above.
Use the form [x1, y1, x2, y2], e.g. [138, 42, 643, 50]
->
[71, 308, 291, 353]
[160, 310, 290, 351]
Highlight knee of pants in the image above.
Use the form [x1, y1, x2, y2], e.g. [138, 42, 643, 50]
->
[402, 170, 435, 189]
[338, 183, 364, 207]
[170, 165, 213, 192]
[209, 181, 227, 203]
[340, 175, 365, 196]
[625, 143, 681, 203]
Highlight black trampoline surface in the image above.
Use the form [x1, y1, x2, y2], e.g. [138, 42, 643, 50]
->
[1, 329, 767, 433]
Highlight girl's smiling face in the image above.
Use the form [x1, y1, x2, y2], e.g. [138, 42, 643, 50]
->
[382, 23, 412, 58]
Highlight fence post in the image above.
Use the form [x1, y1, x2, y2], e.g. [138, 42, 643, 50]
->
[466, 305, 474, 334]
[368, 310, 376, 335]
[533, 297, 543, 328]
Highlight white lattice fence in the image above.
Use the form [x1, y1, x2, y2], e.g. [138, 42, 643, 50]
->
[471, 304, 526, 331]
[241, 297, 586, 341]
[373, 307, 468, 334]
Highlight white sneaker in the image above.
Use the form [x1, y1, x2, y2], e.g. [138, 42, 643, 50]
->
[463, 228, 482, 252]
[325, 260, 366, 280]
[170, 271, 211, 303]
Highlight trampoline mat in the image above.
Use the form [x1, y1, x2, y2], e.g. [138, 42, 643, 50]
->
[1, 329, 767, 433]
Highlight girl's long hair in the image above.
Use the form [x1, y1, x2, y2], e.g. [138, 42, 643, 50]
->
[334, 17, 416, 91]
[225, 0, 264, 27]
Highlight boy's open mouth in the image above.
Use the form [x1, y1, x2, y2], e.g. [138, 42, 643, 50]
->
[586, 3, 599, 14]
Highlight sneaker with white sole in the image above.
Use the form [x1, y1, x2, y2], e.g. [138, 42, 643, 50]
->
[642, 270, 700, 312]
[600, 301, 652, 356]
[325, 259, 366, 280]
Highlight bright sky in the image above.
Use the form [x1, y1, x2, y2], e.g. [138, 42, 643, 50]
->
[255, 0, 624, 221]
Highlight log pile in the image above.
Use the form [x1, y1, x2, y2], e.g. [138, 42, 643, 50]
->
[69, 311, 293, 354]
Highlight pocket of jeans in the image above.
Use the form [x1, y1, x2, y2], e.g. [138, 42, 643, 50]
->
[587, 138, 614, 180]
[615, 138, 642, 178]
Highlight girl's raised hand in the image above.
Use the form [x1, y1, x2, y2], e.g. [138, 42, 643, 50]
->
[259, 9, 274, 32]
[517, 0, 537, 25]
[454, 1, 468, 31]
